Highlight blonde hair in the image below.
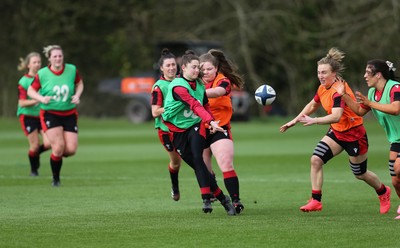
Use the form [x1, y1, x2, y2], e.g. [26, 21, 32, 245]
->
[17, 52, 41, 71]
[318, 47, 345, 76]
[43, 45, 62, 58]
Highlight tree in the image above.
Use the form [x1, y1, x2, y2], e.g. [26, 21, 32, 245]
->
[1, 0, 399, 117]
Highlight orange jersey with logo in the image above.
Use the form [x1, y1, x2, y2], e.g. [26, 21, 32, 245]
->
[207, 73, 232, 127]
[316, 81, 363, 132]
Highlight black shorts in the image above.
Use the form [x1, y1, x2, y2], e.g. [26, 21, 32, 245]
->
[390, 143, 400, 153]
[205, 125, 232, 148]
[41, 111, 78, 133]
[19, 115, 42, 136]
[172, 122, 206, 162]
[157, 129, 174, 152]
[326, 129, 368, 156]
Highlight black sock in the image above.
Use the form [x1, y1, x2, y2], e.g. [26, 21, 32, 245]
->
[29, 154, 40, 172]
[312, 190, 322, 202]
[168, 166, 179, 192]
[213, 188, 227, 203]
[376, 184, 387, 195]
[50, 155, 63, 181]
[224, 176, 240, 201]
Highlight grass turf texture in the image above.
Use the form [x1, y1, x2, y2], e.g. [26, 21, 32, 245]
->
[0, 117, 397, 248]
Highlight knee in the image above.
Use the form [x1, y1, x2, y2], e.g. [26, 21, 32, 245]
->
[170, 162, 181, 170]
[393, 167, 400, 177]
[219, 162, 234, 172]
[354, 174, 365, 180]
[350, 160, 367, 178]
[392, 177, 400, 189]
[217, 154, 234, 171]
[29, 144, 41, 153]
[63, 146, 77, 157]
[312, 141, 333, 165]
[310, 155, 324, 168]
[392, 168, 400, 186]
[170, 153, 181, 168]
[192, 152, 203, 163]
[51, 144, 65, 155]
[63, 150, 76, 157]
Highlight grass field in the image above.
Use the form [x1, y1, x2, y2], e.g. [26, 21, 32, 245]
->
[0, 117, 398, 248]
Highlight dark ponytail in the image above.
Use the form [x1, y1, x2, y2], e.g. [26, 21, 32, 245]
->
[367, 59, 397, 81]
[158, 48, 176, 68]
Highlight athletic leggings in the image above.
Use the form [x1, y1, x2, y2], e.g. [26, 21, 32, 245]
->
[173, 125, 218, 192]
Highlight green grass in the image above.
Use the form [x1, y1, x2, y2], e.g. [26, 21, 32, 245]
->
[0, 117, 397, 248]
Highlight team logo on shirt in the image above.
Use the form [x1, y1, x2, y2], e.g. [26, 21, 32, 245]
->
[183, 109, 199, 119]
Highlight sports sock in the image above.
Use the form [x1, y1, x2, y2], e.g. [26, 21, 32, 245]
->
[213, 187, 227, 202]
[223, 170, 240, 201]
[200, 187, 211, 200]
[50, 154, 63, 181]
[28, 150, 40, 172]
[376, 184, 387, 196]
[168, 164, 179, 192]
[311, 190, 322, 202]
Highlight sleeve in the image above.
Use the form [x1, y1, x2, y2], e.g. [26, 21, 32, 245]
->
[75, 69, 82, 84]
[18, 85, 27, 100]
[30, 74, 41, 90]
[332, 93, 343, 108]
[313, 93, 320, 103]
[216, 79, 231, 95]
[172, 86, 214, 123]
[390, 85, 400, 102]
[151, 86, 163, 106]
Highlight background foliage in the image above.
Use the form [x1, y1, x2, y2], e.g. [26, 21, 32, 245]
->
[1, 0, 399, 117]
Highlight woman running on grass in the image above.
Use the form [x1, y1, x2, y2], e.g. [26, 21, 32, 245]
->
[151, 48, 182, 201]
[17, 52, 50, 176]
[28, 45, 84, 187]
[280, 48, 390, 213]
[336, 59, 400, 219]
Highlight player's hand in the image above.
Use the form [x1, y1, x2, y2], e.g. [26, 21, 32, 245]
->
[298, 114, 317, 126]
[280, 119, 297, 133]
[209, 120, 225, 133]
[355, 91, 370, 106]
[333, 77, 346, 96]
[41, 96, 52, 104]
[71, 95, 80, 104]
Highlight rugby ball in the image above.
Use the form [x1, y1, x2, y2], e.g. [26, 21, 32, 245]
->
[255, 84, 276, 105]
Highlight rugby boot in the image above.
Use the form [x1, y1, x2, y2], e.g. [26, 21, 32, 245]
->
[378, 186, 391, 214]
[300, 198, 322, 212]
[220, 195, 236, 216]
